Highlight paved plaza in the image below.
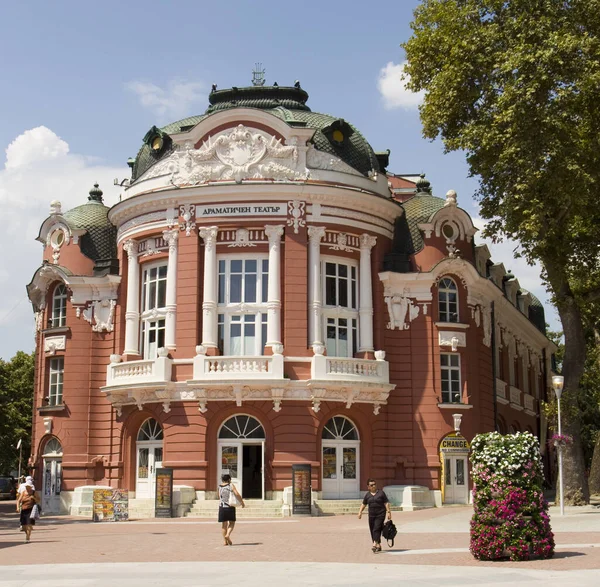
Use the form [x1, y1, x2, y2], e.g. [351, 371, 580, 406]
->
[1, 501, 599, 585]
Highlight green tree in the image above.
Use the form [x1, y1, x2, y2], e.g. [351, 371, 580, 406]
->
[403, 0, 600, 503]
[0, 351, 35, 475]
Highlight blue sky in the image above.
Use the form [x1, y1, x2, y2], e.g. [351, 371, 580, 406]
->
[0, 0, 557, 360]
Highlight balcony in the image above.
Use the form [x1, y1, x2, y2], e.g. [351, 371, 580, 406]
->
[311, 353, 390, 384]
[509, 385, 524, 411]
[523, 393, 536, 416]
[192, 348, 284, 380]
[105, 350, 172, 387]
[496, 379, 509, 405]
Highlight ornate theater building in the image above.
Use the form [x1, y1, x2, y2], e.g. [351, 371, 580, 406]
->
[27, 81, 556, 516]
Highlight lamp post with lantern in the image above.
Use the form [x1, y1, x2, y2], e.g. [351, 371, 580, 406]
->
[552, 374, 565, 516]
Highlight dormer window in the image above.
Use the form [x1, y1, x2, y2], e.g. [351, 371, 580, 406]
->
[438, 277, 459, 323]
[50, 284, 67, 328]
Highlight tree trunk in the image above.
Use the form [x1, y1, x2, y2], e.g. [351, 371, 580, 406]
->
[545, 259, 590, 504]
[589, 434, 600, 497]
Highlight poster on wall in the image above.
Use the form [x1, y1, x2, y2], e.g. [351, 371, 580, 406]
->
[292, 464, 312, 515]
[92, 489, 129, 522]
[155, 468, 173, 518]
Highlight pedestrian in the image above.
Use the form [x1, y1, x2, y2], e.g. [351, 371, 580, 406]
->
[357, 478, 392, 552]
[16, 477, 38, 543]
[218, 473, 245, 546]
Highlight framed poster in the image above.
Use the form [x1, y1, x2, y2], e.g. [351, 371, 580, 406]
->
[292, 464, 312, 515]
[155, 468, 173, 518]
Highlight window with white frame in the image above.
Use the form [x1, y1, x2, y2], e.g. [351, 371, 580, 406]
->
[440, 353, 461, 403]
[50, 284, 67, 328]
[323, 259, 358, 357]
[140, 263, 167, 359]
[438, 277, 459, 322]
[48, 357, 64, 406]
[217, 257, 268, 355]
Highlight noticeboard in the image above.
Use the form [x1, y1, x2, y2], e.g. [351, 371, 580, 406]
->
[92, 489, 128, 522]
[155, 468, 173, 518]
[292, 464, 312, 515]
[440, 433, 470, 454]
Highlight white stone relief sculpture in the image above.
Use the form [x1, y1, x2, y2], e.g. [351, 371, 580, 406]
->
[179, 203, 196, 236]
[287, 200, 306, 234]
[44, 336, 66, 355]
[482, 306, 492, 348]
[330, 232, 353, 252]
[438, 331, 466, 349]
[228, 228, 256, 247]
[385, 294, 420, 330]
[90, 299, 116, 332]
[140, 124, 306, 185]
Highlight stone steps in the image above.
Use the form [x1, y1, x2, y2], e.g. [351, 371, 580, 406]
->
[186, 499, 285, 518]
[314, 499, 403, 516]
[127, 498, 156, 520]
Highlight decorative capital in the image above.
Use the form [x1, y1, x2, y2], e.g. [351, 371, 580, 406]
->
[308, 226, 326, 244]
[123, 239, 138, 259]
[265, 225, 285, 243]
[360, 234, 377, 250]
[162, 229, 179, 250]
[199, 226, 219, 251]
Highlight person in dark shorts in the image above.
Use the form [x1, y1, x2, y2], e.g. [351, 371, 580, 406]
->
[357, 478, 392, 552]
[16, 480, 38, 543]
[218, 474, 245, 545]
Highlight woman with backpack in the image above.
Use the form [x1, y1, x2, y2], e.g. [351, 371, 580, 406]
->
[218, 473, 245, 545]
[357, 478, 392, 552]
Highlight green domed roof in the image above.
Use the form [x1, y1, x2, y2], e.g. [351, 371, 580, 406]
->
[63, 184, 117, 268]
[131, 85, 380, 182]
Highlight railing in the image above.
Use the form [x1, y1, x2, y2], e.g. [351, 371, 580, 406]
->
[509, 386, 523, 410]
[311, 354, 390, 384]
[106, 353, 172, 386]
[523, 393, 536, 414]
[193, 351, 284, 380]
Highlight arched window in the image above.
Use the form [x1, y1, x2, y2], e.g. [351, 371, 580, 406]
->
[137, 418, 163, 441]
[219, 415, 265, 439]
[438, 277, 458, 323]
[51, 284, 68, 328]
[496, 416, 507, 435]
[322, 416, 359, 440]
[43, 437, 63, 457]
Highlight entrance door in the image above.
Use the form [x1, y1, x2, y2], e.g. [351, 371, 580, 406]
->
[321, 417, 360, 499]
[41, 437, 63, 514]
[135, 418, 164, 498]
[136, 444, 163, 498]
[218, 415, 265, 500]
[444, 455, 468, 504]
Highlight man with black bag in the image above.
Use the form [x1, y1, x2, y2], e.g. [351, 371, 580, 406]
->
[357, 478, 392, 552]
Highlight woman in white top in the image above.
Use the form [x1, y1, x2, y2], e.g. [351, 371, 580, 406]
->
[218, 473, 245, 545]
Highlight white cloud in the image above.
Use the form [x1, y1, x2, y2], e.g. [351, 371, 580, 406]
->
[0, 126, 127, 360]
[378, 61, 425, 110]
[125, 79, 205, 120]
[472, 217, 560, 331]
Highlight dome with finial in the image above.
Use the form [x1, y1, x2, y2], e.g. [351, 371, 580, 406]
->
[130, 80, 381, 182]
[415, 173, 432, 195]
[61, 183, 117, 272]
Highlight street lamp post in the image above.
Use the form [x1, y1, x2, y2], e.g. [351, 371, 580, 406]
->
[552, 375, 565, 516]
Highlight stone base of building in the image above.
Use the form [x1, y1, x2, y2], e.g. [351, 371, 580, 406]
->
[383, 485, 440, 510]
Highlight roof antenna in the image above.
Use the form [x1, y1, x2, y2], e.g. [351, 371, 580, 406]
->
[252, 63, 266, 87]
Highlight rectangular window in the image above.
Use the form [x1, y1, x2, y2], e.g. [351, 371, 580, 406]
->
[140, 263, 168, 359]
[141, 264, 167, 312]
[324, 261, 357, 309]
[141, 319, 165, 359]
[48, 357, 64, 406]
[50, 285, 67, 328]
[440, 353, 461, 403]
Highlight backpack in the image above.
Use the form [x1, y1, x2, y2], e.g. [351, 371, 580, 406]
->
[381, 520, 398, 547]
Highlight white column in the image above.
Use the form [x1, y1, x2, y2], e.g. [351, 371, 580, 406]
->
[163, 229, 179, 350]
[199, 226, 219, 349]
[359, 234, 377, 353]
[123, 240, 140, 355]
[308, 226, 326, 347]
[265, 225, 285, 348]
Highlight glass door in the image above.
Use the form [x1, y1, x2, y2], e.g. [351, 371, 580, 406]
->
[136, 443, 162, 498]
[444, 456, 468, 504]
[42, 458, 62, 514]
[322, 443, 359, 498]
[219, 443, 242, 489]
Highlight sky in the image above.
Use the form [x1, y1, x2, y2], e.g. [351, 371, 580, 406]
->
[0, 0, 558, 360]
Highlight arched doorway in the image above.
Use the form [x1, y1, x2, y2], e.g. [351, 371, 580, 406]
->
[42, 437, 63, 514]
[218, 415, 265, 499]
[136, 418, 163, 498]
[440, 432, 470, 505]
[321, 416, 360, 499]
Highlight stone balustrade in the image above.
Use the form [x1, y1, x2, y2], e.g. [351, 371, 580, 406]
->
[106, 350, 172, 386]
[523, 393, 536, 415]
[311, 350, 390, 384]
[192, 346, 285, 380]
[509, 385, 523, 410]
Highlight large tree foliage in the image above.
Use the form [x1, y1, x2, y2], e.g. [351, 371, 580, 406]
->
[0, 351, 34, 475]
[403, 0, 600, 503]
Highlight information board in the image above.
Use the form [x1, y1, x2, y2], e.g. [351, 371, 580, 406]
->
[92, 489, 128, 522]
[155, 468, 173, 518]
[292, 464, 312, 515]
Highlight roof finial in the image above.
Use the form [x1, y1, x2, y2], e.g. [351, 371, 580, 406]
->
[415, 173, 432, 195]
[252, 63, 266, 87]
[88, 183, 104, 203]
